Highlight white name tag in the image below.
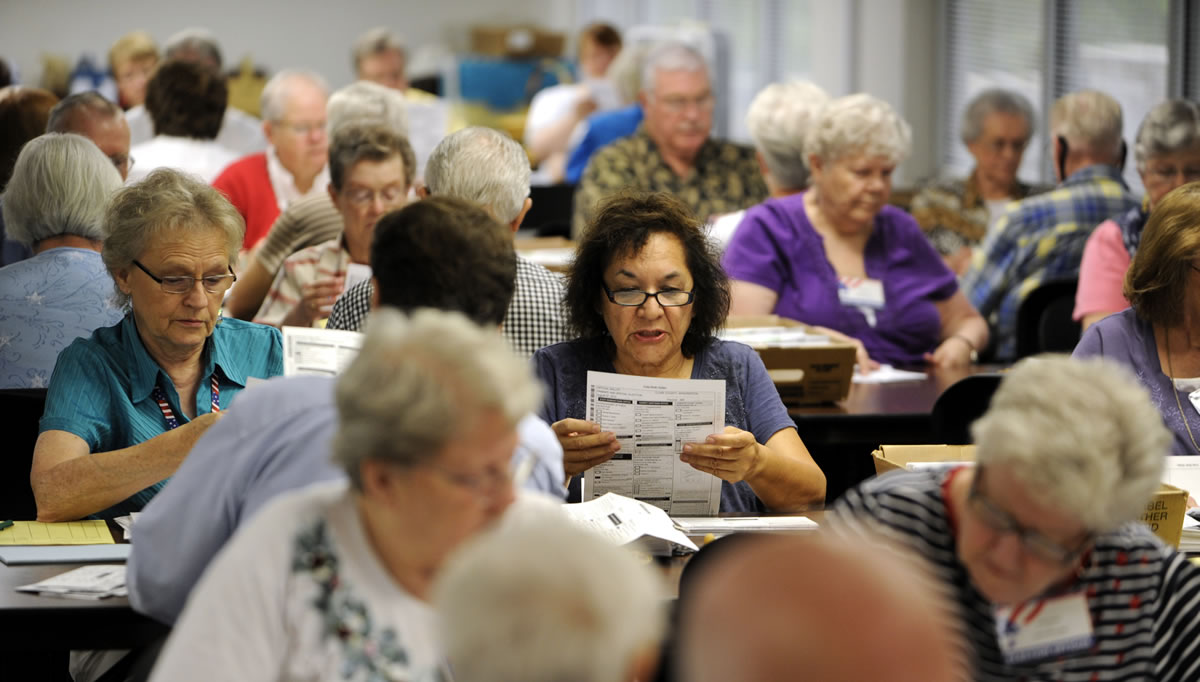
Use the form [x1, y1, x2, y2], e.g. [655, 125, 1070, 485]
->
[837, 277, 885, 309]
[1188, 388, 1200, 417]
[993, 592, 1094, 665]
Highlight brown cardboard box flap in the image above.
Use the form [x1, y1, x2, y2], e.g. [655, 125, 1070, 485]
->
[723, 315, 855, 404]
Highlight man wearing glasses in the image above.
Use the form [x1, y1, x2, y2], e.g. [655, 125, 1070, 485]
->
[253, 125, 413, 328]
[828, 355, 1200, 681]
[571, 40, 766, 238]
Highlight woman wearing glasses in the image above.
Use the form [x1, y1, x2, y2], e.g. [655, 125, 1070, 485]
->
[830, 355, 1200, 680]
[533, 191, 825, 512]
[31, 168, 283, 521]
[724, 94, 988, 370]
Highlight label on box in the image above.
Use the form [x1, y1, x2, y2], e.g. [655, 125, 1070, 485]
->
[993, 592, 1093, 664]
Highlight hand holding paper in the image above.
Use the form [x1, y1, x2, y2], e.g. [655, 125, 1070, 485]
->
[550, 418, 620, 476]
[681, 426, 760, 483]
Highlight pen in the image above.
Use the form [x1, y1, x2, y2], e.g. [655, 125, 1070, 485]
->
[0, 520, 14, 531]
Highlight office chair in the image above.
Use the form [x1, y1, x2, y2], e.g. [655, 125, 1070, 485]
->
[0, 387, 47, 519]
[1014, 278, 1081, 359]
[930, 374, 1003, 445]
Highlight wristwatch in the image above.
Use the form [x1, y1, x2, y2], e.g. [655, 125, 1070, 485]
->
[951, 334, 979, 363]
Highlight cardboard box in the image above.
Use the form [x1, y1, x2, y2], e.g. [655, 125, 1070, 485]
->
[870, 445, 1188, 548]
[471, 25, 566, 59]
[723, 315, 855, 404]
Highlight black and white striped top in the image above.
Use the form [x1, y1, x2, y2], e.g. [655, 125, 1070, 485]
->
[828, 469, 1200, 681]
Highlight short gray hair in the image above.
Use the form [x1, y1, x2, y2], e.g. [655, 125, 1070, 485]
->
[327, 80, 409, 139]
[609, 42, 650, 104]
[1134, 99, 1200, 170]
[260, 70, 329, 123]
[332, 308, 541, 490]
[972, 355, 1170, 532]
[641, 41, 709, 96]
[960, 88, 1035, 146]
[2, 133, 122, 246]
[1050, 89, 1124, 161]
[746, 80, 830, 191]
[45, 91, 123, 134]
[163, 27, 222, 68]
[102, 168, 244, 310]
[424, 127, 530, 224]
[434, 513, 664, 682]
[352, 27, 406, 69]
[805, 93, 912, 167]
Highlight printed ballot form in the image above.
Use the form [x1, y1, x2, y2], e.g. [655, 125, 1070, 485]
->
[282, 326, 364, 376]
[583, 371, 726, 515]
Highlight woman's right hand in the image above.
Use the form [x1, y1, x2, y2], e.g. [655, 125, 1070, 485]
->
[551, 418, 620, 477]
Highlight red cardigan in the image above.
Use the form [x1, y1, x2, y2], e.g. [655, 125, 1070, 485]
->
[212, 153, 279, 250]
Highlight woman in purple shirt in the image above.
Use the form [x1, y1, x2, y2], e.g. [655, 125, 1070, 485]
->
[725, 94, 988, 368]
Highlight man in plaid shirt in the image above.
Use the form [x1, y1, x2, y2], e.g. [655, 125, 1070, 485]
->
[962, 90, 1137, 361]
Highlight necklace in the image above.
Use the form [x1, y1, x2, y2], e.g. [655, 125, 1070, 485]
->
[1165, 338, 1200, 455]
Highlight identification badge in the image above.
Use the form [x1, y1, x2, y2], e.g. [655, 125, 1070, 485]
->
[1188, 388, 1200, 418]
[993, 592, 1094, 664]
[837, 276, 886, 309]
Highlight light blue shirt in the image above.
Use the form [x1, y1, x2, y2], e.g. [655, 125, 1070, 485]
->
[128, 374, 565, 625]
[40, 314, 283, 517]
[0, 248, 124, 388]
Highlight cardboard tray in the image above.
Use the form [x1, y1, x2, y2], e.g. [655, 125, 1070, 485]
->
[723, 315, 856, 404]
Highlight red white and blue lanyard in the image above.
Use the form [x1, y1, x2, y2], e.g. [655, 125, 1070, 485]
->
[152, 376, 221, 430]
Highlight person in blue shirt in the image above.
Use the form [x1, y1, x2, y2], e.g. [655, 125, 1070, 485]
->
[0, 133, 126, 389]
[32, 168, 283, 521]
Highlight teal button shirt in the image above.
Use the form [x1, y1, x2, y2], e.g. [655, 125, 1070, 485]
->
[39, 314, 284, 517]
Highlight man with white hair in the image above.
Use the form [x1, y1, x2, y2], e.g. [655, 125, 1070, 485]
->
[434, 513, 664, 682]
[125, 28, 267, 155]
[962, 89, 1137, 360]
[213, 70, 331, 251]
[571, 41, 766, 237]
[327, 126, 572, 358]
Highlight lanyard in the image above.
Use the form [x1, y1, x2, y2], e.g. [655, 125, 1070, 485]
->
[152, 376, 221, 430]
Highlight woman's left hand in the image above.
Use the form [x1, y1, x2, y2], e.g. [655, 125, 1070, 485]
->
[680, 426, 762, 483]
[924, 336, 973, 369]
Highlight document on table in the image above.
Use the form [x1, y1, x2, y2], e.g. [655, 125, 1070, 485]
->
[282, 326, 363, 376]
[0, 520, 114, 545]
[672, 516, 819, 536]
[560, 492, 698, 554]
[853, 364, 927, 384]
[16, 565, 127, 599]
[583, 371, 725, 515]
[1163, 457, 1200, 500]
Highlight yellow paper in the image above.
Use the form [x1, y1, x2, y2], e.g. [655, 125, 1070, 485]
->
[0, 520, 115, 545]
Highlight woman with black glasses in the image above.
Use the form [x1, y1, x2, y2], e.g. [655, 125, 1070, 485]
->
[31, 168, 283, 521]
[533, 191, 825, 512]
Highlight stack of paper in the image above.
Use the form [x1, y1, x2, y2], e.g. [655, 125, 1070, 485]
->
[853, 365, 927, 384]
[718, 326, 830, 348]
[113, 513, 141, 542]
[672, 516, 819, 538]
[1181, 515, 1200, 554]
[1163, 459, 1200, 552]
[560, 492, 699, 555]
[16, 565, 127, 600]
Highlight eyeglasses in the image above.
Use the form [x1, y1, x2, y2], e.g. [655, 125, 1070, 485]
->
[425, 461, 513, 496]
[274, 119, 327, 136]
[602, 283, 695, 307]
[985, 137, 1029, 154]
[1144, 164, 1200, 184]
[968, 467, 1090, 564]
[109, 154, 134, 174]
[132, 260, 237, 295]
[341, 184, 408, 208]
[657, 92, 715, 114]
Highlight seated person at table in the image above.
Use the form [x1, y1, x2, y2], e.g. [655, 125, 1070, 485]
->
[1074, 183, 1200, 456]
[254, 124, 414, 327]
[1074, 100, 1200, 330]
[828, 355, 1200, 680]
[0, 85, 60, 266]
[435, 513, 664, 682]
[149, 308, 542, 681]
[32, 168, 283, 521]
[129, 196, 566, 625]
[533, 191, 825, 512]
[676, 534, 962, 682]
[0, 134, 125, 388]
[724, 93, 988, 369]
[222, 81, 409, 321]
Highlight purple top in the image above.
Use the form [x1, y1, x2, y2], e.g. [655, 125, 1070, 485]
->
[722, 193, 959, 367]
[1073, 308, 1199, 456]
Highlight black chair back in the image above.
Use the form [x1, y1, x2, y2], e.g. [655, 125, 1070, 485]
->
[1015, 278, 1081, 359]
[523, 183, 576, 238]
[0, 388, 47, 519]
[930, 374, 1004, 445]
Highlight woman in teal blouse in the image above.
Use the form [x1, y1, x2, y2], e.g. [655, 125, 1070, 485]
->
[33, 168, 283, 520]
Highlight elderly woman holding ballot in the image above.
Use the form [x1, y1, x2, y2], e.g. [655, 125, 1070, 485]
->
[533, 192, 825, 512]
[829, 355, 1200, 679]
[33, 169, 283, 521]
[724, 94, 988, 369]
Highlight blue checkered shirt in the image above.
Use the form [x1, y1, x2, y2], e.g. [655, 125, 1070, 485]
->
[961, 165, 1136, 360]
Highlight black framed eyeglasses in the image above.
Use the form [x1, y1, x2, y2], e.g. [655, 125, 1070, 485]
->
[132, 260, 237, 295]
[968, 467, 1091, 564]
[602, 283, 695, 307]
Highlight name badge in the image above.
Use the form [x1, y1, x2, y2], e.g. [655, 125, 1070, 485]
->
[993, 592, 1094, 665]
[837, 276, 886, 309]
[1188, 388, 1200, 417]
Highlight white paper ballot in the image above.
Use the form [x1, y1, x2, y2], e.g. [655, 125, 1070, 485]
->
[672, 516, 819, 536]
[560, 492, 698, 554]
[17, 564, 127, 599]
[583, 371, 726, 515]
[282, 326, 364, 376]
